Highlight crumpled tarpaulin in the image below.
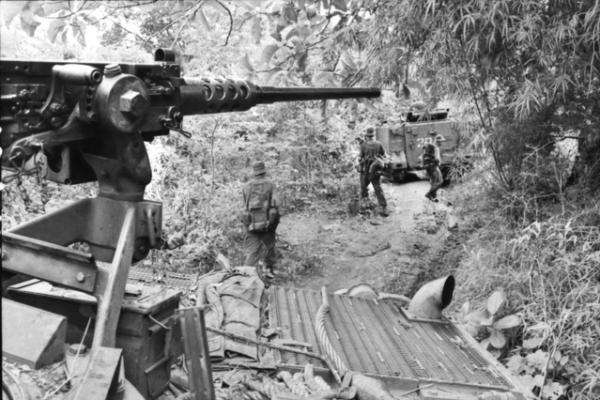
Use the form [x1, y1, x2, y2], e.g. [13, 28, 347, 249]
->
[197, 267, 264, 360]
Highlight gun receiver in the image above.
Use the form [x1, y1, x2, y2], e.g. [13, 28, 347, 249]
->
[1, 50, 379, 197]
[0, 49, 380, 349]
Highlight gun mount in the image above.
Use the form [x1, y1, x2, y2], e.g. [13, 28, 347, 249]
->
[0, 49, 380, 355]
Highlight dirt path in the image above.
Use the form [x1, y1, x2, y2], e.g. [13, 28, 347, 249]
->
[277, 181, 449, 293]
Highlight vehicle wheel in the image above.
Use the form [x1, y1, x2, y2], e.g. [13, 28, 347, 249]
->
[392, 171, 406, 183]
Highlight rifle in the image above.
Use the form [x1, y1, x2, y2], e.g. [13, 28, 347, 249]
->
[0, 49, 380, 348]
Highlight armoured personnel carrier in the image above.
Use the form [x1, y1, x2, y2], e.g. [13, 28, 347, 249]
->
[376, 107, 469, 183]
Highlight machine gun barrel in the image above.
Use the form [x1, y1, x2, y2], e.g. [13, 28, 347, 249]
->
[179, 77, 380, 115]
[256, 86, 381, 103]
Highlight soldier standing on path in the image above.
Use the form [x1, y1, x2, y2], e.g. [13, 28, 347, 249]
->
[434, 133, 445, 164]
[423, 130, 444, 202]
[241, 161, 280, 281]
[359, 127, 389, 216]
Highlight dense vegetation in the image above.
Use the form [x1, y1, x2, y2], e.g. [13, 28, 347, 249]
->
[1, 1, 598, 399]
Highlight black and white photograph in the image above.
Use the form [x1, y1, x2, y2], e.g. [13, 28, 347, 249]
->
[1, 1, 599, 399]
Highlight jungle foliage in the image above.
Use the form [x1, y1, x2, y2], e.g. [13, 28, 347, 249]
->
[365, 0, 600, 200]
[1, 1, 599, 399]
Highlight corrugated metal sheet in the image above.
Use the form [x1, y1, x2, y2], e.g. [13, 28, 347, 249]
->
[269, 285, 518, 394]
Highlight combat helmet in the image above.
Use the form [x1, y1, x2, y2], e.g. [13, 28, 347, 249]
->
[253, 161, 267, 176]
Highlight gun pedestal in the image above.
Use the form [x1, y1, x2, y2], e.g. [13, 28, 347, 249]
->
[3, 196, 162, 347]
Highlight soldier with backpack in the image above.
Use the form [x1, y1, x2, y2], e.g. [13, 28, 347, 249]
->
[358, 127, 389, 216]
[241, 161, 280, 281]
[422, 130, 444, 201]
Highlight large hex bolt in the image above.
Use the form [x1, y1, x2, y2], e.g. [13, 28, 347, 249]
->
[119, 90, 149, 118]
[104, 63, 122, 78]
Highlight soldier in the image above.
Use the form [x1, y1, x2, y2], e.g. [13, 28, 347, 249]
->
[422, 131, 443, 201]
[359, 127, 389, 216]
[434, 133, 445, 164]
[241, 161, 280, 281]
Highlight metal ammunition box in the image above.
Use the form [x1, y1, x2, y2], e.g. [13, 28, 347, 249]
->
[7, 279, 181, 399]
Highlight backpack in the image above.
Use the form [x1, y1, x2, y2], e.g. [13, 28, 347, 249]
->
[245, 180, 277, 233]
[368, 156, 386, 177]
[422, 145, 438, 169]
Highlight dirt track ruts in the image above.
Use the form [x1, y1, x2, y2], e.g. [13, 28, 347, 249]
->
[278, 181, 447, 293]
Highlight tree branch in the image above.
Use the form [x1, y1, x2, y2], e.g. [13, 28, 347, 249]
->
[170, 0, 206, 49]
[107, 0, 159, 10]
[214, 0, 233, 46]
[103, 15, 154, 46]
[42, 0, 90, 19]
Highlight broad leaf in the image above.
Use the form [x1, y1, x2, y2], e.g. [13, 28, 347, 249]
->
[542, 381, 566, 400]
[271, 22, 285, 41]
[493, 314, 521, 330]
[265, 0, 286, 15]
[284, 26, 299, 41]
[464, 321, 479, 337]
[525, 350, 549, 373]
[296, 23, 311, 39]
[47, 19, 64, 43]
[41, 1, 65, 16]
[295, 51, 307, 71]
[465, 309, 490, 325]
[29, 1, 44, 16]
[73, 24, 86, 47]
[523, 336, 545, 350]
[506, 354, 526, 374]
[262, 44, 279, 64]
[282, 3, 297, 22]
[332, 0, 347, 12]
[1, 1, 26, 25]
[313, 71, 337, 86]
[460, 300, 470, 317]
[486, 289, 506, 315]
[242, 53, 254, 72]
[195, 8, 211, 31]
[340, 51, 357, 72]
[20, 4, 40, 37]
[488, 329, 506, 349]
[305, 4, 318, 20]
[268, 70, 288, 86]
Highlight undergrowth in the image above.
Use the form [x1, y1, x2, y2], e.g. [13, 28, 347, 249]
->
[1, 102, 365, 275]
[447, 164, 600, 400]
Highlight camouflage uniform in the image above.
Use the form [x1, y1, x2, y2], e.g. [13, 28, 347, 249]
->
[242, 163, 279, 275]
[359, 129, 388, 212]
[422, 143, 443, 200]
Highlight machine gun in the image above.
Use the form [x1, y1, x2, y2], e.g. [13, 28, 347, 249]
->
[0, 49, 380, 351]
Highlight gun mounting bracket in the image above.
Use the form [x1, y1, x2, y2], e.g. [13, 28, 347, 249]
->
[2, 196, 163, 348]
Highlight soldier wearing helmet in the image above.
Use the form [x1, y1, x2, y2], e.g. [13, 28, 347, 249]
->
[358, 127, 389, 216]
[434, 133, 445, 164]
[422, 130, 444, 201]
[241, 161, 280, 282]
